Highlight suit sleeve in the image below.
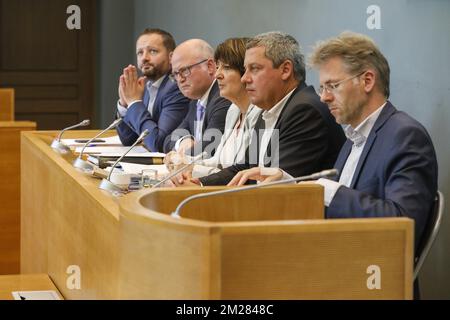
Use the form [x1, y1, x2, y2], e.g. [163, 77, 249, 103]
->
[327, 124, 438, 244]
[163, 101, 196, 153]
[199, 163, 250, 186]
[116, 115, 139, 146]
[123, 86, 189, 152]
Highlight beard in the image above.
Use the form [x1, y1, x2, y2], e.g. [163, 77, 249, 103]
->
[140, 64, 163, 81]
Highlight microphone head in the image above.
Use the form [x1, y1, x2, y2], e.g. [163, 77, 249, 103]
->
[303, 169, 339, 181]
[112, 118, 123, 127]
[80, 119, 90, 126]
[140, 129, 150, 139]
[321, 169, 339, 178]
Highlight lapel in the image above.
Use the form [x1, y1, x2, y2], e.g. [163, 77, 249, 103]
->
[349, 101, 396, 188]
[333, 141, 352, 182]
[273, 82, 306, 128]
[188, 100, 198, 134]
[143, 84, 150, 107]
[201, 81, 219, 131]
[263, 83, 306, 164]
[255, 114, 265, 160]
[151, 75, 170, 117]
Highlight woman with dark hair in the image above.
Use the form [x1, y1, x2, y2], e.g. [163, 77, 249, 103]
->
[167, 38, 261, 179]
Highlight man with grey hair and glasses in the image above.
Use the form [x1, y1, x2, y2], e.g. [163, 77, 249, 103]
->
[174, 31, 345, 186]
[314, 33, 437, 300]
[235, 33, 438, 296]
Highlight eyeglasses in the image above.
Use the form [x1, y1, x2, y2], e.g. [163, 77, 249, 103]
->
[318, 71, 366, 95]
[171, 59, 208, 80]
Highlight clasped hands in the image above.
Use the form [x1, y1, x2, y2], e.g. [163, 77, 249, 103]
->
[164, 150, 201, 187]
[118, 65, 146, 107]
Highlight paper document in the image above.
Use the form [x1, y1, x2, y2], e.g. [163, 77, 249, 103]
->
[12, 290, 61, 300]
[75, 146, 165, 157]
[61, 135, 123, 147]
[119, 162, 169, 176]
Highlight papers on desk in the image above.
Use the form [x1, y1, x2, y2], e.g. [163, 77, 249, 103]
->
[119, 162, 169, 177]
[75, 146, 165, 157]
[61, 135, 123, 147]
[12, 290, 61, 300]
[102, 167, 140, 186]
[86, 148, 166, 168]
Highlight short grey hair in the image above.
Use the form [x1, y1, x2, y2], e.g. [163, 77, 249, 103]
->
[247, 31, 306, 82]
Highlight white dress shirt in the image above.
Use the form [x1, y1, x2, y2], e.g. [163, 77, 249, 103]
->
[218, 118, 244, 165]
[192, 118, 243, 177]
[258, 88, 295, 167]
[316, 102, 387, 206]
[117, 75, 166, 117]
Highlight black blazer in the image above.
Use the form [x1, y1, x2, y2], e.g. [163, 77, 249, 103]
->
[163, 81, 231, 155]
[199, 82, 346, 185]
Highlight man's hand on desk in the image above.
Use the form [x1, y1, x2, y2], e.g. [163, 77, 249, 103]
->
[227, 167, 284, 186]
[120, 65, 145, 105]
[169, 171, 201, 187]
[164, 151, 190, 172]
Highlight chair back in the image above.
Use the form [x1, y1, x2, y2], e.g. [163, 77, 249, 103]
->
[414, 190, 444, 280]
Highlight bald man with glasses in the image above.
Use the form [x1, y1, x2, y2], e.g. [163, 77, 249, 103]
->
[163, 39, 231, 156]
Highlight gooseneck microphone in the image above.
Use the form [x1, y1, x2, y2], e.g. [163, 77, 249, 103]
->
[171, 168, 339, 218]
[73, 118, 123, 171]
[99, 129, 149, 193]
[51, 119, 91, 154]
[151, 151, 208, 188]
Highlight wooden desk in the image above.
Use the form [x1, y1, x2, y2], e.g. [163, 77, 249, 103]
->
[0, 121, 36, 274]
[0, 274, 62, 300]
[21, 130, 121, 299]
[0, 88, 14, 121]
[21, 130, 413, 299]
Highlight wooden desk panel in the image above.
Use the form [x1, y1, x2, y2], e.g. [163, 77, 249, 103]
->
[0, 121, 36, 274]
[20, 130, 413, 299]
[119, 191, 414, 300]
[0, 89, 14, 121]
[21, 130, 120, 299]
[0, 274, 62, 300]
